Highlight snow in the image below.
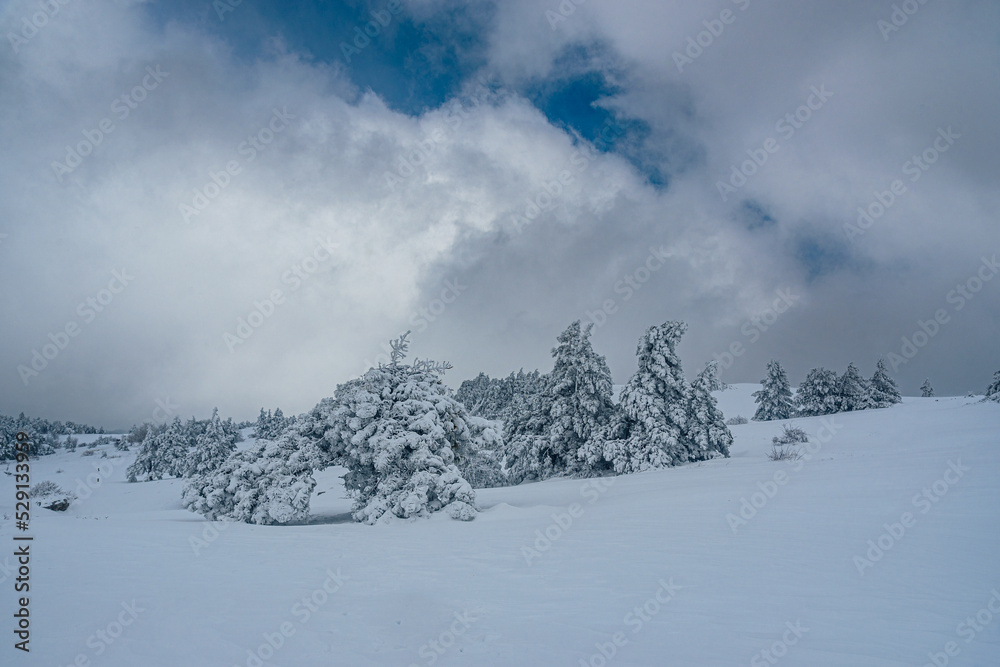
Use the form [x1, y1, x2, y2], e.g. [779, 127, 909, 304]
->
[3, 385, 999, 666]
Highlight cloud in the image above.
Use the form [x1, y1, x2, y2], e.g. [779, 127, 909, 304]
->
[1, 0, 998, 427]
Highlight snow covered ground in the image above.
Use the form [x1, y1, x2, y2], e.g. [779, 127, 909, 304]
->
[3, 385, 999, 666]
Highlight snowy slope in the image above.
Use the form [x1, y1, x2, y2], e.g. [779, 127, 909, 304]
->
[3, 387, 1000, 666]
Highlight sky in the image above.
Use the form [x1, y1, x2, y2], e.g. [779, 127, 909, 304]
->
[1, 0, 998, 428]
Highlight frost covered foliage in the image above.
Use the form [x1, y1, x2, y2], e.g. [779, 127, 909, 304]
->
[456, 369, 545, 421]
[127, 417, 190, 482]
[186, 408, 238, 478]
[835, 363, 870, 412]
[545, 321, 616, 477]
[725, 415, 749, 426]
[921, 378, 934, 398]
[499, 381, 553, 484]
[985, 371, 1000, 403]
[685, 362, 733, 460]
[794, 368, 840, 417]
[456, 417, 508, 489]
[752, 360, 794, 421]
[867, 359, 902, 408]
[182, 430, 320, 525]
[315, 333, 479, 524]
[253, 407, 293, 440]
[603, 321, 693, 473]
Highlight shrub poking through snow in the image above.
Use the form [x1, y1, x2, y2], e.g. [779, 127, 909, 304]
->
[725, 415, 749, 426]
[29, 481, 76, 511]
[768, 424, 807, 462]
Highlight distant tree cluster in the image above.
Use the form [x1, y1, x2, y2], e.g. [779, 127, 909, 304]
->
[126, 409, 242, 482]
[252, 407, 294, 440]
[0, 411, 104, 461]
[752, 359, 903, 421]
[460, 320, 731, 484]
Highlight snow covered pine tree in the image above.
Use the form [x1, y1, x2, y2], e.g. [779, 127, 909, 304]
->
[835, 363, 870, 412]
[986, 371, 1000, 402]
[686, 361, 733, 460]
[794, 368, 840, 416]
[753, 360, 794, 421]
[603, 321, 693, 473]
[185, 408, 238, 478]
[127, 417, 191, 482]
[315, 332, 479, 524]
[867, 359, 902, 408]
[921, 378, 934, 398]
[544, 320, 616, 477]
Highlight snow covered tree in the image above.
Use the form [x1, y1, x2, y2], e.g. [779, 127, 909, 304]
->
[542, 321, 616, 477]
[920, 378, 934, 398]
[498, 378, 552, 484]
[455, 417, 507, 488]
[752, 360, 794, 421]
[867, 359, 902, 408]
[603, 321, 692, 473]
[182, 429, 321, 525]
[835, 363, 870, 412]
[314, 333, 479, 524]
[685, 361, 733, 460]
[986, 371, 1000, 403]
[185, 408, 238, 478]
[127, 417, 190, 482]
[794, 367, 840, 416]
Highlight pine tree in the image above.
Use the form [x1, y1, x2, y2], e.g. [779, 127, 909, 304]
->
[544, 321, 616, 477]
[685, 362, 733, 460]
[182, 429, 320, 525]
[920, 378, 934, 398]
[835, 363, 870, 412]
[867, 359, 902, 408]
[794, 367, 840, 416]
[752, 360, 794, 421]
[127, 417, 190, 482]
[186, 408, 238, 478]
[316, 333, 479, 524]
[603, 321, 691, 473]
[499, 377, 551, 484]
[986, 371, 1000, 402]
